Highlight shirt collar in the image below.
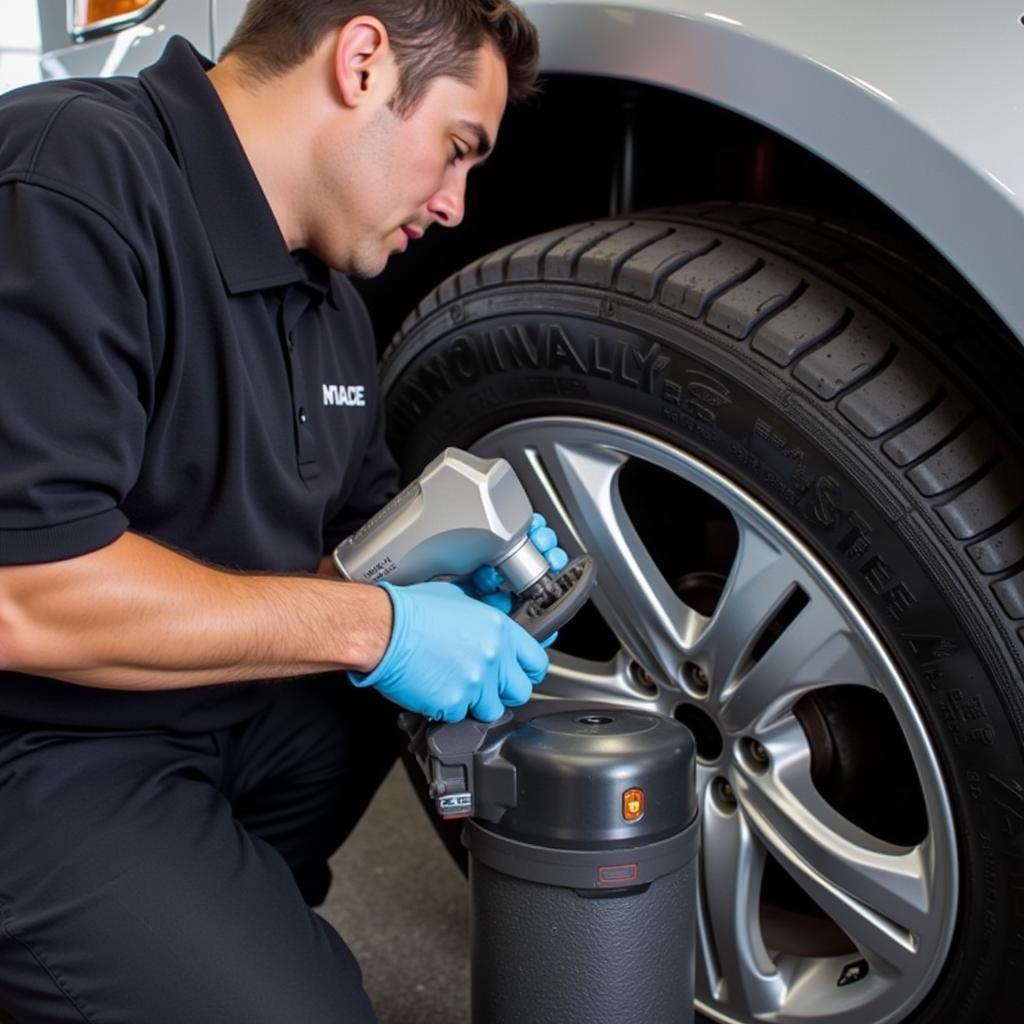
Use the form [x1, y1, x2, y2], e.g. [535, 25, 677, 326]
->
[140, 36, 338, 304]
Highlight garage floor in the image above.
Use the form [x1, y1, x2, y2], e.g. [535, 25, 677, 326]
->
[321, 764, 471, 1024]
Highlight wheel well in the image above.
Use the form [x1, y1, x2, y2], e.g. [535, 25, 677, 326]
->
[355, 74, 1019, 371]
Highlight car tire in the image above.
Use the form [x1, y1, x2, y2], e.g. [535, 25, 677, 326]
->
[383, 204, 1024, 1024]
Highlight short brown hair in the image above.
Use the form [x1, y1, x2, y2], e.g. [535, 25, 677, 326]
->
[221, 0, 539, 113]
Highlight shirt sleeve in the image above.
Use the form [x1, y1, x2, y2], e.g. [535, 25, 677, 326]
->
[0, 181, 151, 565]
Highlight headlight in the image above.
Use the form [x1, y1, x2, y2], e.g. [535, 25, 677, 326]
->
[69, 0, 165, 40]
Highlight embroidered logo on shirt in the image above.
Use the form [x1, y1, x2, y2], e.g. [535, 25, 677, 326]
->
[322, 384, 366, 407]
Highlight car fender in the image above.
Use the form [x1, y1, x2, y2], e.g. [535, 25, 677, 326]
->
[523, 0, 1024, 342]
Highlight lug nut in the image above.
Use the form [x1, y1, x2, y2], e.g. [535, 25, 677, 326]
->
[633, 666, 659, 694]
[744, 738, 769, 769]
[685, 662, 710, 695]
[716, 777, 736, 808]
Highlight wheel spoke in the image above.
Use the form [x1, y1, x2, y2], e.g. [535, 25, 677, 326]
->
[691, 522, 877, 733]
[536, 650, 667, 713]
[735, 725, 932, 975]
[719, 605, 877, 735]
[700, 783, 788, 1016]
[691, 524, 804, 683]
[498, 439, 705, 685]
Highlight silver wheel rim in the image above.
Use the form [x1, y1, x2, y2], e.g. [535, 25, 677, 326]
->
[473, 416, 958, 1024]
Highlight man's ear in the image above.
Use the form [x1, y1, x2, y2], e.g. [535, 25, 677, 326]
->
[334, 16, 392, 108]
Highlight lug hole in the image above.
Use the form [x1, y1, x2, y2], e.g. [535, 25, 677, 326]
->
[742, 737, 770, 773]
[631, 664, 659, 696]
[684, 661, 710, 696]
[713, 776, 737, 813]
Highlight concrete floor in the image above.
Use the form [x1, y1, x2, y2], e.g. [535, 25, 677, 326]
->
[321, 764, 471, 1024]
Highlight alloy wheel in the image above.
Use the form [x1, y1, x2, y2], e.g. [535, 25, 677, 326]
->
[474, 416, 958, 1024]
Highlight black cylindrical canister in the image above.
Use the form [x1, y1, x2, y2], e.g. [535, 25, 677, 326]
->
[464, 708, 699, 1024]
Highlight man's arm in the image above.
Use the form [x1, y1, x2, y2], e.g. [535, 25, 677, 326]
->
[0, 532, 391, 689]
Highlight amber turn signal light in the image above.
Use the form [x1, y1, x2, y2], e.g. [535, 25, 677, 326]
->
[623, 787, 645, 822]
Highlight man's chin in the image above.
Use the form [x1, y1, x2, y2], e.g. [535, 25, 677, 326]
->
[307, 241, 390, 279]
[348, 261, 388, 280]
[337, 252, 391, 280]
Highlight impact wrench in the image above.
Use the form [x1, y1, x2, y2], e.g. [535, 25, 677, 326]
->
[333, 447, 596, 642]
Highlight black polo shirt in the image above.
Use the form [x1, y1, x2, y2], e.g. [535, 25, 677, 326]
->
[0, 38, 398, 731]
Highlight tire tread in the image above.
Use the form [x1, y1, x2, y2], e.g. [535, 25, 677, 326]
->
[750, 290, 850, 367]
[706, 264, 806, 339]
[936, 460, 1023, 540]
[575, 223, 674, 289]
[615, 230, 717, 300]
[792, 313, 895, 399]
[881, 392, 973, 467]
[542, 221, 631, 280]
[967, 514, 1024, 574]
[659, 241, 763, 318]
[907, 421, 1000, 497]
[837, 347, 941, 438]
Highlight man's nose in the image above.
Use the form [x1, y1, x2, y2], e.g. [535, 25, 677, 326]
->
[426, 179, 466, 229]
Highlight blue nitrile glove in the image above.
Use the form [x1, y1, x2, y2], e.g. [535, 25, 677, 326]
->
[350, 580, 549, 722]
[464, 514, 569, 614]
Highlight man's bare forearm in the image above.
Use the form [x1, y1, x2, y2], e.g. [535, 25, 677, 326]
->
[0, 532, 391, 689]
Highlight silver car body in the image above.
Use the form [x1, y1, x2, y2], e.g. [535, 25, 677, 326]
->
[36, 0, 1024, 344]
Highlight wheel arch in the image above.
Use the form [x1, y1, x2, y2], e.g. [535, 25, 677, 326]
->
[515, 1, 1024, 345]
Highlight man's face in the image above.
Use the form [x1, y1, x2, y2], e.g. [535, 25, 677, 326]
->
[309, 43, 508, 277]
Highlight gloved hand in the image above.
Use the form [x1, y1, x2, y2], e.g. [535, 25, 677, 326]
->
[463, 514, 569, 614]
[350, 580, 549, 722]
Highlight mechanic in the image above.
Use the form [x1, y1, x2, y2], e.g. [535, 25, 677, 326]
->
[0, 2, 548, 1021]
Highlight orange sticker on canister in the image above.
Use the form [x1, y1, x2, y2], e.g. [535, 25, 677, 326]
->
[623, 787, 645, 822]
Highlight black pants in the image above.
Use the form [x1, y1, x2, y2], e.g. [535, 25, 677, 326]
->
[0, 677, 399, 1023]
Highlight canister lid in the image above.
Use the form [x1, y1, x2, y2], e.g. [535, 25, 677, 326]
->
[489, 709, 696, 849]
